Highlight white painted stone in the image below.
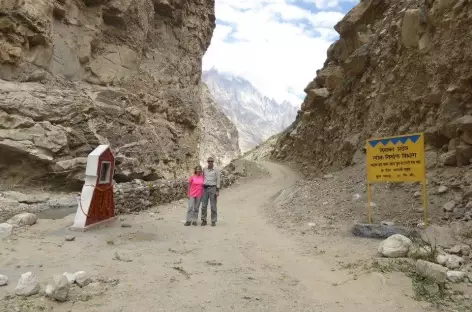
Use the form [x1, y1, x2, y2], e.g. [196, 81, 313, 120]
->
[378, 234, 412, 258]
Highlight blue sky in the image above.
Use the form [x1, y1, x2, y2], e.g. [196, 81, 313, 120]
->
[202, 0, 359, 105]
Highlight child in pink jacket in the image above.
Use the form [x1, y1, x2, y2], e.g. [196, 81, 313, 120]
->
[185, 165, 204, 226]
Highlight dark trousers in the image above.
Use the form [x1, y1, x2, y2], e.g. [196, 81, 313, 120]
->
[201, 186, 217, 222]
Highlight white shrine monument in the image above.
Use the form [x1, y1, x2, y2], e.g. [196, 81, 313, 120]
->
[70, 145, 116, 231]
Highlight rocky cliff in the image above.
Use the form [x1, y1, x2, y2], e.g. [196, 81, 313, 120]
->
[198, 83, 240, 168]
[272, 0, 472, 175]
[0, 0, 215, 189]
[203, 68, 297, 152]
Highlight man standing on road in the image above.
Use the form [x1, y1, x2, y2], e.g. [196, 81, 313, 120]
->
[201, 156, 220, 226]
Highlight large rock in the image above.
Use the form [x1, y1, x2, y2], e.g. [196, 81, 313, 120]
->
[343, 44, 370, 78]
[45, 275, 70, 301]
[416, 260, 447, 283]
[15, 272, 40, 296]
[378, 234, 412, 258]
[7, 213, 38, 227]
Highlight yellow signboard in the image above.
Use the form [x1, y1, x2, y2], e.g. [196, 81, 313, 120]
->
[366, 133, 425, 183]
[365, 133, 428, 226]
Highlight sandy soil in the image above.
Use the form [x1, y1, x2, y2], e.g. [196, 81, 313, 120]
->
[0, 162, 435, 312]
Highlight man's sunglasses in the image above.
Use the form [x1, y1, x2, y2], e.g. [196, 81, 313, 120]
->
[207, 160, 214, 163]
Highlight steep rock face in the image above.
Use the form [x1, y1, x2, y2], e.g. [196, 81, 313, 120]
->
[203, 68, 297, 152]
[0, 0, 215, 188]
[198, 83, 240, 168]
[272, 0, 472, 173]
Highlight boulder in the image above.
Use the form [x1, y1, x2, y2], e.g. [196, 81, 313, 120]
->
[416, 260, 447, 283]
[7, 213, 38, 227]
[378, 234, 412, 258]
[447, 270, 466, 283]
[0, 274, 8, 286]
[45, 275, 69, 301]
[74, 271, 91, 287]
[15, 272, 40, 296]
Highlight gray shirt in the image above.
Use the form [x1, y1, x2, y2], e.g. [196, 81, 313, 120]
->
[203, 167, 221, 189]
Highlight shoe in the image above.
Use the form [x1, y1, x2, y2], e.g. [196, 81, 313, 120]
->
[192, 221, 197, 226]
[184, 221, 191, 226]
[201, 220, 207, 226]
[211, 222, 216, 226]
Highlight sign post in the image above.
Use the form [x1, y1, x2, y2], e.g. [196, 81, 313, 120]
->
[366, 133, 427, 226]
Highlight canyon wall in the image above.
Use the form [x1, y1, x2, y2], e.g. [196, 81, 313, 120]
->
[0, 0, 215, 189]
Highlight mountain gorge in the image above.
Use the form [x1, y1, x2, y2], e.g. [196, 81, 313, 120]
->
[203, 68, 297, 152]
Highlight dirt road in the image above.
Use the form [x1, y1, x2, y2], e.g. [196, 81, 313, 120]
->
[1, 162, 432, 311]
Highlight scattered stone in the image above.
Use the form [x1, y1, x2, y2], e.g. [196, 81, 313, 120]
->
[15, 272, 40, 296]
[352, 223, 409, 239]
[416, 260, 447, 283]
[0, 223, 13, 238]
[352, 193, 361, 201]
[443, 200, 456, 212]
[45, 275, 69, 301]
[74, 271, 91, 287]
[63, 272, 76, 285]
[0, 274, 8, 286]
[381, 221, 395, 227]
[323, 174, 334, 179]
[414, 191, 422, 198]
[378, 234, 412, 258]
[438, 254, 464, 270]
[205, 260, 223, 266]
[65, 235, 76, 242]
[447, 271, 467, 283]
[113, 252, 132, 262]
[437, 186, 448, 194]
[121, 223, 132, 228]
[7, 213, 38, 227]
[449, 244, 471, 256]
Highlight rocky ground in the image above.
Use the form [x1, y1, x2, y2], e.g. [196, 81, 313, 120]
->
[0, 161, 471, 312]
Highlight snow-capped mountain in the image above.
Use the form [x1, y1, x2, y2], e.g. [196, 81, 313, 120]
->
[202, 68, 298, 152]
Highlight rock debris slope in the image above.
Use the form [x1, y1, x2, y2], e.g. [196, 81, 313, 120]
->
[272, 0, 472, 175]
[0, 0, 215, 188]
